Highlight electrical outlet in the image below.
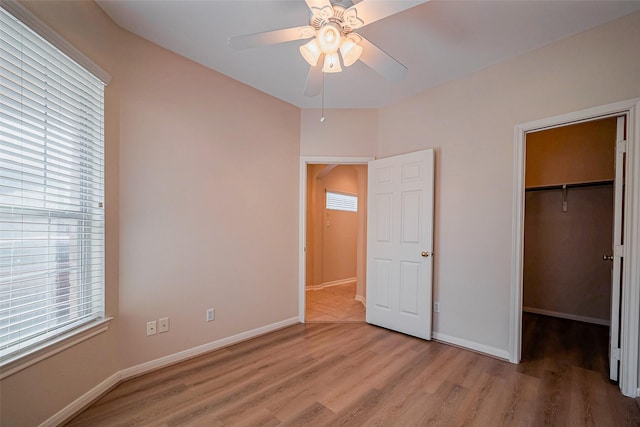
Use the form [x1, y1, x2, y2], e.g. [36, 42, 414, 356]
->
[434, 302, 440, 313]
[159, 317, 169, 333]
[206, 308, 215, 322]
[146, 320, 157, 336]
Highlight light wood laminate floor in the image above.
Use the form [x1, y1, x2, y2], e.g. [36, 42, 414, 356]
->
[305, 282, 365, 323]
[66, 313, 640, 426]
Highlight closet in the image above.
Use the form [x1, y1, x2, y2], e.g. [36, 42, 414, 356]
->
[523, 118, 617, 325]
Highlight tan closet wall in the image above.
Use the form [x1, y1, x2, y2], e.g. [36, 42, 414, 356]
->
[526, 118, 616, 187]
[321, 166, 359, 284]
[523, 118, 616, 323]
[524, 186, 614, 321]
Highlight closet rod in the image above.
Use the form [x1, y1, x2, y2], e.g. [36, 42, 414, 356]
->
[525, 180, 614, 192]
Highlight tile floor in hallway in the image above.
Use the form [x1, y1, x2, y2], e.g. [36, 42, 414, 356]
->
[305, 282, 365, 322]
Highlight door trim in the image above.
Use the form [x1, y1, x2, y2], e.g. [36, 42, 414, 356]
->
[299, 156, 374, 323]
[510, 98, 640, 397]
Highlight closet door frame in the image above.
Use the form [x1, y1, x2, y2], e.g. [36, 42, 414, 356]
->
[510, 98, 640, 398]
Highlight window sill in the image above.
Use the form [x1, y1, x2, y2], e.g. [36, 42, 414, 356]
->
[0, 317, 113, 380]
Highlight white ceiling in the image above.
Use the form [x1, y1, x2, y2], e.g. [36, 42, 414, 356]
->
[96, 0, 640, 109]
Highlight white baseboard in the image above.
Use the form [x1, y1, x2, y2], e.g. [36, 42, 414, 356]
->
[120, 317, 299, 380]
[523, 306, 610, 326]
[355, 295, 366, 306]
[306, 277, 357, 291]
[41, 317, 299, 426]
[40, 371, 122, 427]
[432, 332, 510, 361]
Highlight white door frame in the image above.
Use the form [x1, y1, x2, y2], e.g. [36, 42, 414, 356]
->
[299, 156, 374, 323]
[510, 98, 640, 397]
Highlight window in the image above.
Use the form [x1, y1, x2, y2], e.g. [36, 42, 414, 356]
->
[326, 191, 358, 212]
[0, 6, 106, 364]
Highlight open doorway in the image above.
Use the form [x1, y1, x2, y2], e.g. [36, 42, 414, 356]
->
[512, 99, 640, 397]
[304, 163, 367, 322]
[299, 151, 435, 337]
[521, 117, 620, 380]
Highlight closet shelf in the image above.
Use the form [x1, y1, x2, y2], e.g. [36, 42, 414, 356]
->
[525, 179, 614, 192]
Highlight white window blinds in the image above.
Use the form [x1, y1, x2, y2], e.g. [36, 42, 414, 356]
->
[326, 191, 358, 212]
[0, 6, 105, 363]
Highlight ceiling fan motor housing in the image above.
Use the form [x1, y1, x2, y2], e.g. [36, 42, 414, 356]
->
[310, 5, 355, 37]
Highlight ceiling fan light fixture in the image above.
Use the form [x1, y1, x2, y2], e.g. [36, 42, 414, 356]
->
[300, 38, 321, 66]
[317, 23, 342, 53]
[339, 38, 363, 67]
[322, 52, 342, 73]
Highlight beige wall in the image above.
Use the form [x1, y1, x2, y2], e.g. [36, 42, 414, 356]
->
[1, 1, 300, 426]
[300, 109, 378, 157]
[378, 11, 640, 352]
[116, 15, 300, 370]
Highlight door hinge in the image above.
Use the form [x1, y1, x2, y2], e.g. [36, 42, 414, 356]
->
[612, 347, 621, 361]
[615, 245, 624, 257]
[617, 140, 628, 154]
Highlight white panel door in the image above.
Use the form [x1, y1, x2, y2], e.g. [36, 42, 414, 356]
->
[609, 115, 627, 381]
[366, 149, 434, 339]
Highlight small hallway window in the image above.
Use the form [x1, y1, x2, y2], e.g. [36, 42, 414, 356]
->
[326, 191, 358, 212]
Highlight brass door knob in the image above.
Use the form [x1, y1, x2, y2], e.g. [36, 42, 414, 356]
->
[421, 251, 430, 257]
[603, 255, 614, 261]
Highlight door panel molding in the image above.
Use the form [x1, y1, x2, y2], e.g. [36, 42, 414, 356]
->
[366, 149, 434, 340]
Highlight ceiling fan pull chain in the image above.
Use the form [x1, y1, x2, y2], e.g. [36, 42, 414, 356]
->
[320, 71, 326, 123]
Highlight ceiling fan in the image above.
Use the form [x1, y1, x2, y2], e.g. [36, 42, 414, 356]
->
[228, 0, 428, 97]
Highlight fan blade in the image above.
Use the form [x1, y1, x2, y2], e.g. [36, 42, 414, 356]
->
[229, 26, 315, 50]
[358, 36, 407, 82]
[305, 0, 333, 19]
[343, 0, 429, 29]
[304, 62, 323, 97]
